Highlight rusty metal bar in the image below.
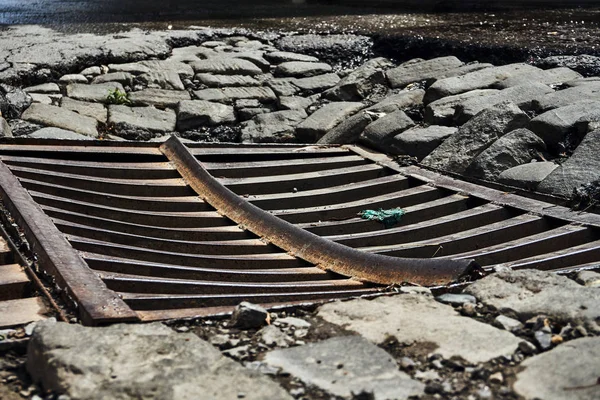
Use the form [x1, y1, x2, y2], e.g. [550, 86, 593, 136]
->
[160, 136, 481, 286]
[0, 161, 139, 325]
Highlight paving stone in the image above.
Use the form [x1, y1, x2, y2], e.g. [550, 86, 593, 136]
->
[494, 315, 524, 332]
[537, 129, 600, 198]
[386, 56, 463, 89]
[139, 71, 185, 90]
[29, 93, 56, 105]
[195, 73, 260, 88]
[576, 271, 600, 287]
[60, 97, 108, 123]
[421, 102, 529, 174]
[108, 62, 152, 75]
[454, 83, 553, 124]
[275, 34, 372, 68]
[325, 57, 393, 101]
[292, 73, 340, 92]
[264, 51, 320, 64]
[193, 87, 276, 104]
[424, 62, 494, 86]
[359, 109, 415, 151]
[317, 111, 374, 144]
[0, 116, 12, 137]
[465, 269, 600, 334]
[366, 89, 425, 113]
[317, 294, 521, 363]
[108, 105, 176, 133]
[23, 83, 60, 94]
[296, 101, 364, 142]
[388, 125, 456, 160]
[266, 78, 300, 97]
[66, 82, 125, 103]
[80, 66, 102, 76]
[190, 58, 262, 76]
[241, 110, 307, 143]
[177, 100, 236, 130]
[27, 320, 291, 400]
[495, 67, 582, 89]
[513, 337, 600, 400]
[424, 89, 499, 125]
[21, 103, 97, 137]
[92, 72, 134, 85]
[228, 52, 271, 72]
[528, 100, 600, 150]
[425, 63, 541, 103]
[59, 74, 88, 84]
[435, 293, 477, 306]
[169, 45, 217, 63]
[274, 61, 333, 78]
[465, 128, 546, 181]
[1, 87, 33, 119]
[265, 336, 425, 400]
[28, 127, 93, 140]
[498, 161, 559, 190]
[531, 82, 600, 112]
[139, 60, 194, 79]
[278, 96, 314, 111]
[128, 89, 191, 108]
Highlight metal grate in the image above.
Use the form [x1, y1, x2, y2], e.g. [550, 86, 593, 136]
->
[0, 137, 598, 325]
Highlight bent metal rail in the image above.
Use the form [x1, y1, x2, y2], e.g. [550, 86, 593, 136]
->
[0, 137, 598, 325]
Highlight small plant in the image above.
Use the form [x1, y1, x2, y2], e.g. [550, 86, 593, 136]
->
[106, 88, 130, 105]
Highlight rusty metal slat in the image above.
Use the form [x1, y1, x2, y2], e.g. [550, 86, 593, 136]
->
[160, 137, 480, 286]
[121, 288, 379, 311]
[55, 219, 278, 256]
[249, 174, 411, 210]
[68, 236, 307, 269]
[204, 155, 369, 178]
[83, 253, 337, 282]
[300, 194, 473, 236]
[366, 214, 552, 258]
[0, 162, 138, 325]
[190, 146, 350, 156]
[330, 204, 515, 247]
[1, 156, 179, 179]
[99, 272, 366, 295]
[45, 208, 250, 241]
[549, 261, 600, 275]
[449, 225, 597, 266]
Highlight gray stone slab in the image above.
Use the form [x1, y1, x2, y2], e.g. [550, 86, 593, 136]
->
[318, 294, 521, 364]
[60, 97, 107, 123]
[193, 87, 276, 104]
[274, 61, 332, 78]
[359, 110, 415, 151]
[265, 336, 424, 400]
[532, 82, 600, 112]
[190, 58, 262, 76]
[28, 127, 93, 140]
[29, 93, 59, 105]
[139, 71, 185, 90]
[177, 100, 236, 130]
[425, 63, 542, 103]
[108, 62, 152, 75]
[514, 337, 600, 400]
[195, 73, 260, 88]
[241, 110, 307, 143]
[27, 321, 291, 400]
[80, 66, 102, 76]
[0, 117, 12, 138]
[317, 111, 374, 144]
[139, 60, 194, 79]
[24, 83, 60, 94]
[92, 72, 134, 85]
[325, 57, 393, 101]
[455, 83, 553, 124]
[108, 105, 176, 133]
[495, 67, 582, 89]
[229, 52, 271, 72]
[465, 128, 546, 181]
[296, 101, 364, 142]
[128, 89, 191, 107]
[278, 96, 314, 111]
[366, 89, 425, 114]
[59, 74, 88, 84]
[421, 102, 529, 174]
[66, 82, 125, 104]
[292, 73, 340, 92]
[498, 161, 559, 190]
[264, 51, 320, 64]
[528, 100, 600, 150]
[386, 56, 463, 89]
[425, 62, 494, 85]
[21, 103, 97, 137]
[266, 78, 300, 97]
[169, 46, 217, 63]
[388, 125, 457, 160]
[537, 129, 600, 198]
[424, 89, 499, 125]
[465, 269, 600, 334]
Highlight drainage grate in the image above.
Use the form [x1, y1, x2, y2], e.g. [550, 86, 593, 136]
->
[0, 137, 598, 325]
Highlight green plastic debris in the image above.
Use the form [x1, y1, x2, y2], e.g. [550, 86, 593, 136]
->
[358, 207, 406, 228]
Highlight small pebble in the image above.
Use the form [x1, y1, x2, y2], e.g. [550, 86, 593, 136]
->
[175, 326, 190, 333]
[435, 293, 477, 306]
[518, 341, 537, 355]
[551, 335, 564, 345]
[494, 315, 523, 332]
[534, 330, 552, 350]
[400, 357, 416, 369]
[460, 303, 477, 316]
[489, 372, 504, 384]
